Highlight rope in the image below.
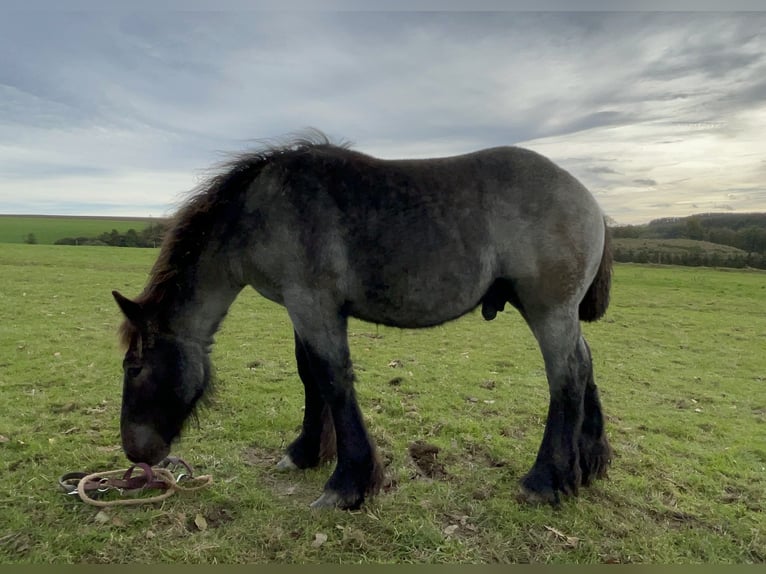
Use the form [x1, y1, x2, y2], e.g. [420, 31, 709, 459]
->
[62, 458, 213, 507]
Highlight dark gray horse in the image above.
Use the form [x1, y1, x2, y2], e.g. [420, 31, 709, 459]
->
[113, 132, 612, 509]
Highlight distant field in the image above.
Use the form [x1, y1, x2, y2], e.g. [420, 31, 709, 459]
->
[0, 215, 161, 245]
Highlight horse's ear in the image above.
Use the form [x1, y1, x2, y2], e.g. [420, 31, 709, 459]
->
[112, 290, 143, 324]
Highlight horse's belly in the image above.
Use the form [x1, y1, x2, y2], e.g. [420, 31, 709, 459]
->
[346, 275, 488, 328]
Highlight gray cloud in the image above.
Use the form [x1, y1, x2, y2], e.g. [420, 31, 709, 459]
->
[0, 11, 764, 223]
[586, 166, 620, 175]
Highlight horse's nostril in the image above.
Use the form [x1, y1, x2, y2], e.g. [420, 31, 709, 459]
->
[122, 424, 169, 465]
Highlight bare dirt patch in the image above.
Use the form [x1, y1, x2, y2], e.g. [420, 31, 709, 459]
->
[242, 444, 281, 467]
[408, 441, 448, 479]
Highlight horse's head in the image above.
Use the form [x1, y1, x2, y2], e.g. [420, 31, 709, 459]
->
[112, 291, 211, 465]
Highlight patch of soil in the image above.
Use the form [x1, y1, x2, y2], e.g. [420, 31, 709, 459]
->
[186, 504, 236, 530]
[472, 486, 492, 500]
[381, 475, 399, 493]
[500, 426, 526, 440]
[462, 441, 508, 468]
[441, 513, 480, 540]
[242, 445, 281, 467]
[408, 440, 448, 479]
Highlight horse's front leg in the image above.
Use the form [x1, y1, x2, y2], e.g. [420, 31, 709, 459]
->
[277, 331, 336, 471]
[287, 304, 384, 509]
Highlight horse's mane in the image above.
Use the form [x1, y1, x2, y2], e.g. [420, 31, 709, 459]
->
[119, 129, 347, 347]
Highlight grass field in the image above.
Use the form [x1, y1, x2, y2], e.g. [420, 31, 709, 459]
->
[0, 244, 764, 563]
[0, 215, 159, 244]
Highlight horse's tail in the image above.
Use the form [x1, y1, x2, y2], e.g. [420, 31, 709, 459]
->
[579, 221, 613, 322]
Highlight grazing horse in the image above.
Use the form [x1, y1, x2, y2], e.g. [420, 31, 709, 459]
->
[113, 132, 612, 509]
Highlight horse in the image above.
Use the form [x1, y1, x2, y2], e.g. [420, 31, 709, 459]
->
[112, 131, 613, 510]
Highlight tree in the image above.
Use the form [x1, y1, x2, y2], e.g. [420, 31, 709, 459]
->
[610, 225, 642, 239]
[737, 226, 766, 254]
[684, 217, 704, 241]
[140, 221, 167, 248]
[25, 233, 37, 244]
[124, 228, 140, 247]
[707, 227, 738, 249]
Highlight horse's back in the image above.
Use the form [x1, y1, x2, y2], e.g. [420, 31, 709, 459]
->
[249, 144, 606, 327]
[346, 145, 605, 290]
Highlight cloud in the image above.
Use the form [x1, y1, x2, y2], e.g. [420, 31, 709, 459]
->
[587, 166, 620, 175]
[0, 11, 764, 223]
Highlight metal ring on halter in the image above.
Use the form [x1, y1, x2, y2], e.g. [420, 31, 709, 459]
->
[59, 472, 114, 497]
[59, 472, 88, 496]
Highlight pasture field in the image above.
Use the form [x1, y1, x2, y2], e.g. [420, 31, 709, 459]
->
[0, 215, 158, 244]
[0, 244, 764, 563]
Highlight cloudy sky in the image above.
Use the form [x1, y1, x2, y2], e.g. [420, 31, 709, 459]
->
[0, 11, 764, 224]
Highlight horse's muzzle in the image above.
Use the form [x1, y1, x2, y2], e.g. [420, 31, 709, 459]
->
[121, 423, 170, 465]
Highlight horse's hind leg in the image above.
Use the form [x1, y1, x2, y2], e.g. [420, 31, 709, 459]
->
[286, 300, 384, 509]
[277, 331, 337, 471]
[578, 339, 612, 485]
[519, 306, 593, 505]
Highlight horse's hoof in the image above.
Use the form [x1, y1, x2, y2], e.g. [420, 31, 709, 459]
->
[309, 491, 342, 509]
[310, 490, 364, 510]
[276, 455, 298, 471]
[516, 484, 561, 507]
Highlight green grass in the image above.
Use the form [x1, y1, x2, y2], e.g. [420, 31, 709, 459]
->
[0, 215, 158, 244]
[0, 244, 764, 563]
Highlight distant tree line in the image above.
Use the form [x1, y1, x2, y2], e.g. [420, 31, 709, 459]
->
[612, 213, 766, 253]
[611, 243, 763, 269]
[55, 222, 168, 248]
[611, 212, 766, 269]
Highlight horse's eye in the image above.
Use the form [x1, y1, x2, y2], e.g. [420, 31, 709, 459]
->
[126, 366, 143, 379]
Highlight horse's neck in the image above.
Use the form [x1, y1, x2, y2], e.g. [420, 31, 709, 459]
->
[164, 256, 243, 345]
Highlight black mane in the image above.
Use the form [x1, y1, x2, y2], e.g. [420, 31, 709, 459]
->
[119, 129, 345, 346]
